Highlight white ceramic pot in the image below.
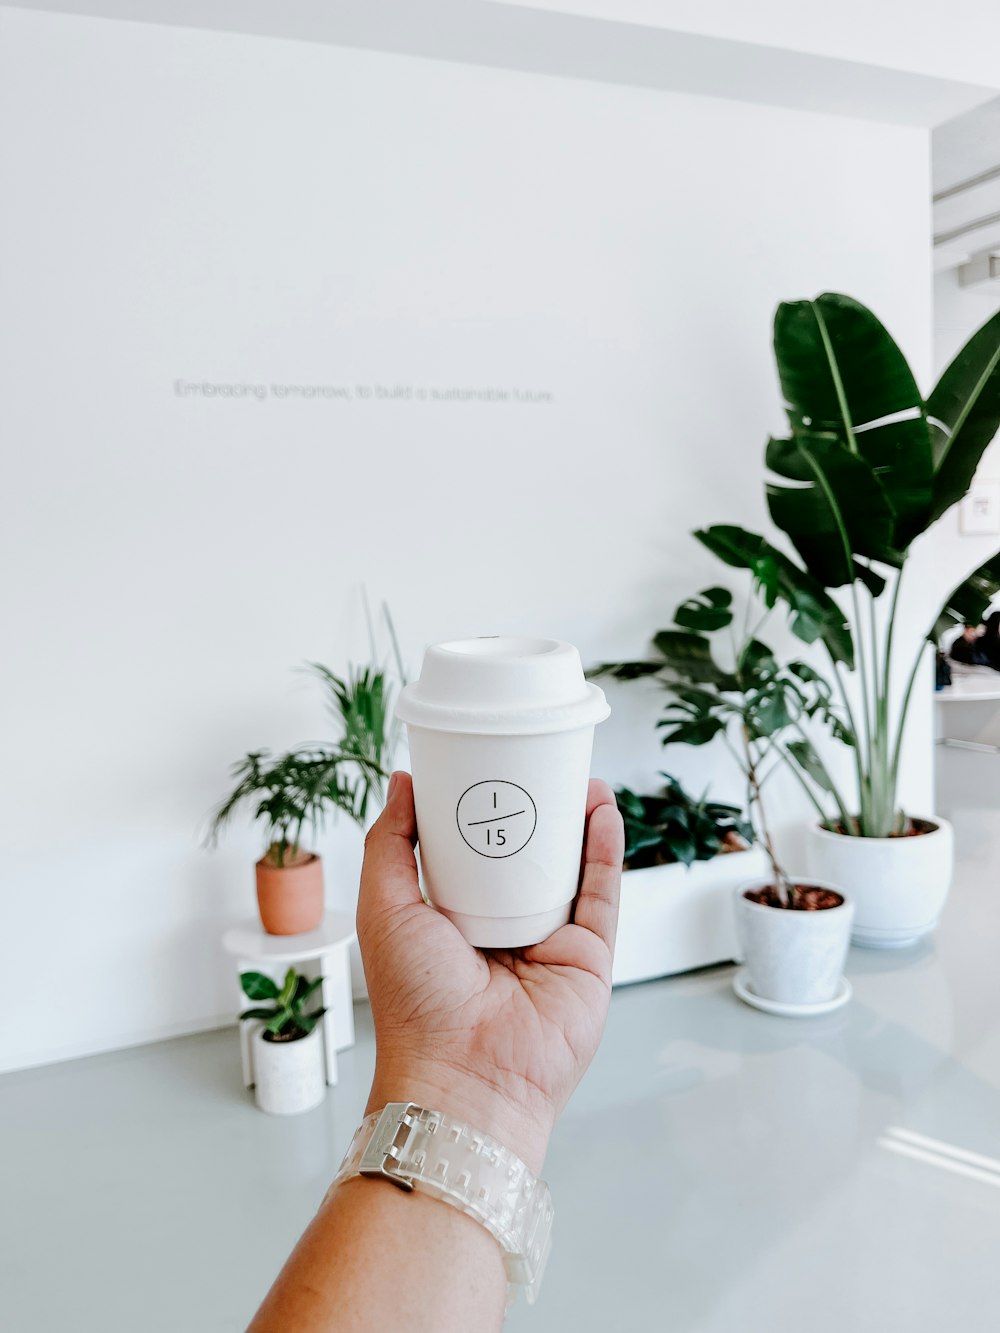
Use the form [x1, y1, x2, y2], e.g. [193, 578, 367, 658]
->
[252, 1024, 325, 1115]
[612, 846, 770, 986]
[806, 816, 954, 949]
[734, 881, 854, 1007]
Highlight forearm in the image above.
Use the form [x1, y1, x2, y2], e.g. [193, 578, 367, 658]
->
[247, 1174, 507, 1333]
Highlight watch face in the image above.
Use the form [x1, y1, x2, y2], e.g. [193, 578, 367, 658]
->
[456, 780, 537, 859]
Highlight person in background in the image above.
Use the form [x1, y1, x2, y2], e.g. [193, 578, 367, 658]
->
[981, 610, 1000, 670]
[949, 622, 991, 667]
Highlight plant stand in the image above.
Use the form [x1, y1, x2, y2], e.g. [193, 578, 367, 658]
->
[222, 911, 357, 1088]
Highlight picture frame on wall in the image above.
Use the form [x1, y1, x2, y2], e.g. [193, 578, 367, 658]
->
[959, 480, 1000, 536]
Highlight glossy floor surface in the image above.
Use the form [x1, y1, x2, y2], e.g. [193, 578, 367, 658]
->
[3, 803, 999, 1331]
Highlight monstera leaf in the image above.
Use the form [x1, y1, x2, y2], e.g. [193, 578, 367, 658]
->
[927, 307, 1000, 523]
[770, 294, 933, 575]
[694, 525, 854, 667]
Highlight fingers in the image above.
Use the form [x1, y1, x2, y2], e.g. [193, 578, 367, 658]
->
[357, 771, 424, 924]
[585, 777, 616, 820]
[572, 788, 624, 952]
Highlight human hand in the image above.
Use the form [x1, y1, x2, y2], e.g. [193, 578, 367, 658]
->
[357, 771, 624, 1175]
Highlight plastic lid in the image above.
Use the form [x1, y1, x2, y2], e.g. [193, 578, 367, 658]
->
[395, 636, 610, 735]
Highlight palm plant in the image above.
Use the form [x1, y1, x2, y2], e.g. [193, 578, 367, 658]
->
[210, 746, 386, 866]
[693, 292, 1000, 837]
[210, 599, 406, 861]
[306, 598, 407, 822]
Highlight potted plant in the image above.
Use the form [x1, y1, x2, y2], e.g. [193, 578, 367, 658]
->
[611, 775, 767, 985]
[211, 744, 386, 935]
[240, 967, 326, 1114]
[691, 292, 1000, 947]
[594, 587, 854, 1012]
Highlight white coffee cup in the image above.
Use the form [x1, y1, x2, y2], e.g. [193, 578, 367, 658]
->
[394, 636, 610, 948]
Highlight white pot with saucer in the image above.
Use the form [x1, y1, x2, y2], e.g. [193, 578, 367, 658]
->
[733, 879, 854, 1016]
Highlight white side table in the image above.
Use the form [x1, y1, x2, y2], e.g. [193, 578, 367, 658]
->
[222, 911, 357, 1088]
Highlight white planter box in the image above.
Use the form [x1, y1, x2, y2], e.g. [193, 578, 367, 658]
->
[612, 846, 770, 986]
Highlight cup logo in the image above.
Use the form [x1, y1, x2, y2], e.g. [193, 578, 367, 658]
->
[456, 781, 538, 859]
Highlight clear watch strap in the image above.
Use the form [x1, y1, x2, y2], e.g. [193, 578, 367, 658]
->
[332, 1102, 554, 1306]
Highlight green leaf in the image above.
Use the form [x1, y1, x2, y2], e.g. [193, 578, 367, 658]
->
[240, 971, 279, 1001]
[239, 1006, 278, 1022]
[786, 738, 839, 794]
[615, 787, 647, 820]
[297, 1008, 326, 1035]
[746, 686, 794, 736]
[737, 638, 776, 683]
[651, 630, 737, 688]
[671, 838, 697, 867]
[293, 977, 324, 1009]
[673, 587, 734, 632]
[774, 293, 922, 436]
[278, 968, 297, 1008]
[927, 306, 1000, 524]
[772, 293, 932, 549]
[694, 525, 854, 667]
[658, 716, 726, 746]
[766, 434, 899, 585]
[933, 548, 1000, 643]
[588, 659, 663, 681]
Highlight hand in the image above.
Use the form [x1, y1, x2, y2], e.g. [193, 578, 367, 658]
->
[357, 771, 624, 1174]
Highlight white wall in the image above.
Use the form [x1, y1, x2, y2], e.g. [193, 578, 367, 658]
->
[926, 269, 1000, 601]
[0, 7, 937, 1071]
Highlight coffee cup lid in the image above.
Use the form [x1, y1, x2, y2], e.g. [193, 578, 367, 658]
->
[395, 636, 610, 735]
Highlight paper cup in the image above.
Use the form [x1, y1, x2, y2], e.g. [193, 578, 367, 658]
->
[395, 636, 610, 948]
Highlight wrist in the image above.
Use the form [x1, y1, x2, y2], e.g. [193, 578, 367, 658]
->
[365, 1063, 554, 1176]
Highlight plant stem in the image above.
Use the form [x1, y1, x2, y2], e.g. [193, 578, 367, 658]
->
[772, 740, 831, 821]
[798, 444, 874, 818]
[742, 723, 791, 906]
[889, 637, 932, 799]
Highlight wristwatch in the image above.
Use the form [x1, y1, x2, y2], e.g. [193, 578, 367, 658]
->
[333, 1102, 554, 1305]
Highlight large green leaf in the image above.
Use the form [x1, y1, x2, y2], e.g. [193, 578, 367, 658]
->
[786, 738, 839, 794]
[657, 716, 727, 746]
[933, 548, 1000, 643]
[240, 971, 279, 1001]
[773, 293, 932, 548]
[927, 307, 1000, 522]
[588, 659, 663, 682]
[673, 587, 733, 632]
[766, 434, 899, 585]
[651, 630, 737, 688]
[745, 684, 794, 737]
[694, 525, 854, 667]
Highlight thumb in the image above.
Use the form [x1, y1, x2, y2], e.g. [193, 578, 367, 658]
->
[357, 771, 424, 924]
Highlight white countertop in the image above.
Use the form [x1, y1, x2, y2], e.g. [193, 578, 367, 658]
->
[937, 666, 1000, 702]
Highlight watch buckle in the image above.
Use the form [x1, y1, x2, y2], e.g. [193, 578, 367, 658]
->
[358, 1102, 419, 1192]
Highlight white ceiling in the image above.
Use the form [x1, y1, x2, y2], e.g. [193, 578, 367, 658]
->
[3, 0, 999, 128]
[7, 0, 1000, 273]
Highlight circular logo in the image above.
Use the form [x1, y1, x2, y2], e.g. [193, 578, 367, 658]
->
[456, 780, 537, 859]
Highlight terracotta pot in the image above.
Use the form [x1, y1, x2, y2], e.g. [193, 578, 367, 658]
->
[255, 851, 324, 935]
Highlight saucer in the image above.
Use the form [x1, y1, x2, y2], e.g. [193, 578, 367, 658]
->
[732, 968, 852, 1017]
